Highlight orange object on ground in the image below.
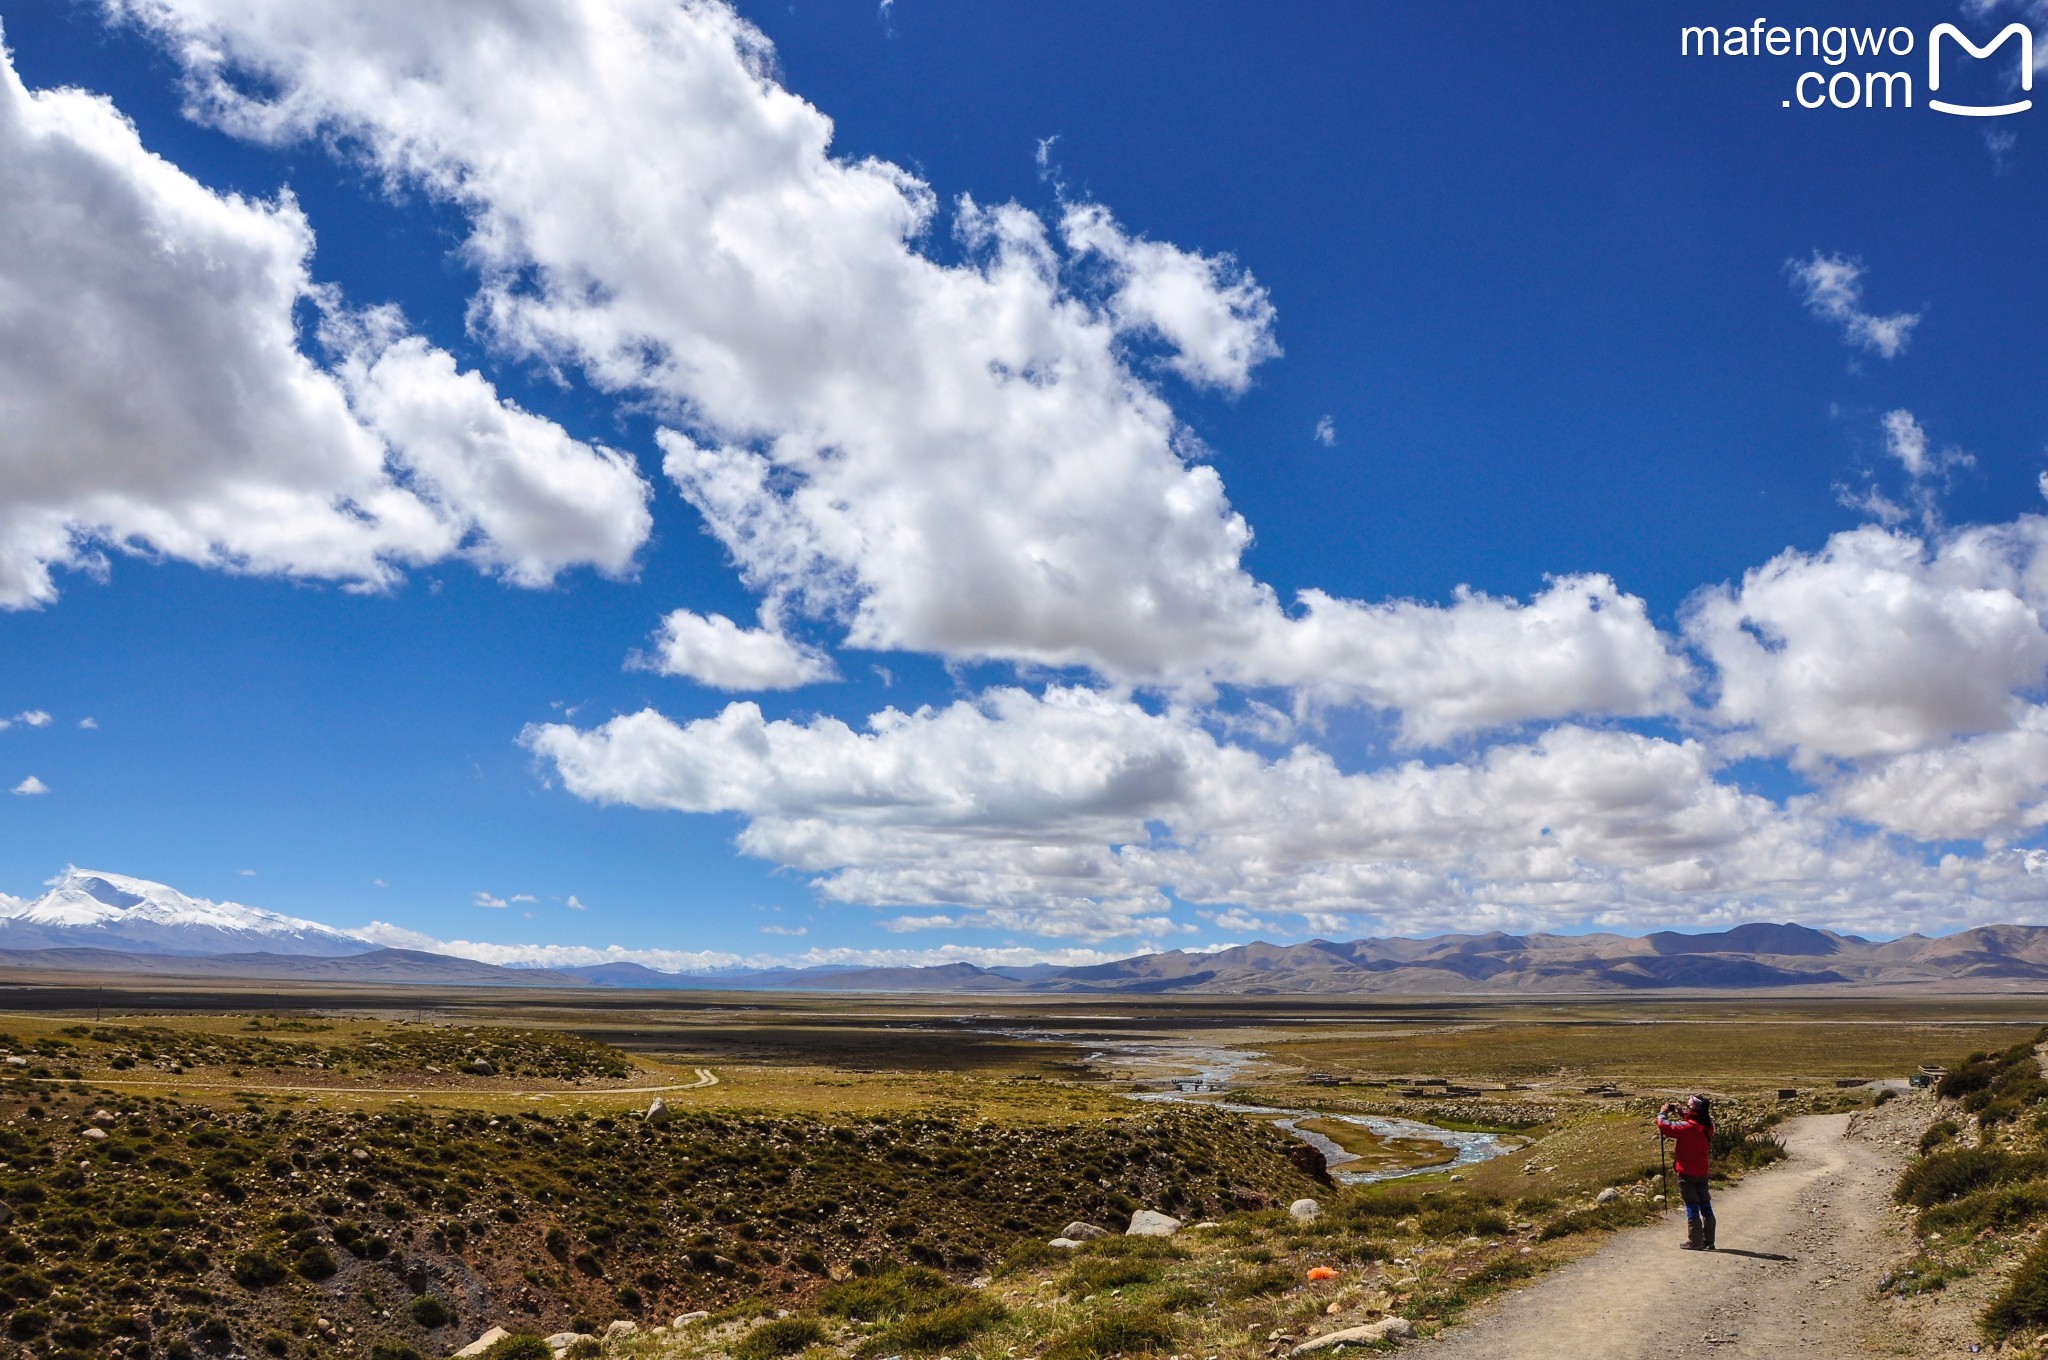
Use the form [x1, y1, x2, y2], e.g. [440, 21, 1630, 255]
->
[1306, 1266, 1341, 1281]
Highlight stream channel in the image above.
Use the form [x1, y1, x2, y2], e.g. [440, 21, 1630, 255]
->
[981, 1023, 1518, 1186]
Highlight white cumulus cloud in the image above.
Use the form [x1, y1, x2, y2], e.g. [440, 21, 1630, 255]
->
[1059, 202, 1280, 394]
[1685, 519, 2048, 767]
[0, 37, 649, 608]
[10, 776, 48, 796]
[636, 608, 838, 690]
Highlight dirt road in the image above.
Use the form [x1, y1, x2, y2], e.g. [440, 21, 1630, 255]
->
[1426, 1113, 1922, 1359]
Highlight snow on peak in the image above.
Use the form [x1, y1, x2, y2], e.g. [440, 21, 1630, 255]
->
[0, 868, 371, 956]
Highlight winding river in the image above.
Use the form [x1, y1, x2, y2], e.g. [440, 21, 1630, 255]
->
[980, 1023, 1518, 1185]
[1133, 1091, 1514, 1184]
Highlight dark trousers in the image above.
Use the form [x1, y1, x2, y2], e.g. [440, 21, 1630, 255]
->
[1679, 1174, 1715, 1238]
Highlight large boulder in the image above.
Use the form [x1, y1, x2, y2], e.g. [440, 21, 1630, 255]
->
[1289, 1141, 1336, 1187]
[1062, 1221, 1109, 1241]
[1290, 1198, 1321, 1222]
[1126, 1210, 1183, 1237]
[452, 1327, 510, 1358]
[1289, 1317, 1416, 1353]
[646, 1098, 672, 1125]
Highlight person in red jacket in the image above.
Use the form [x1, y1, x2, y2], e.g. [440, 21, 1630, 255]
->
[1657, 1094, 1715, 1250]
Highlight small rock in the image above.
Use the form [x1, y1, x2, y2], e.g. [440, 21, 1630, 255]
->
[452, 1328, 510, 1358]
[1290, 1198, 1322, 1222]
[1127, 1209, 1183, 1237]
[605, 1320, 638, 1337]
[90, 1109, 114, 1124]
[468, 1058, 495, 1076]
[673, 1312, 710, 1326]
[1062, 1221, 1109, 1240]
[352, 1148, 370, 1162]
[545, 1333, 594, 1352]
[1, 1057, 23, 1067]
[646, 1098, 672, 1125]
[1289, 1317, 1416, 1354]
[1048, 1238, 1085, 1249]
[80, 1127, 108, 1142]
[1595, 1187, 1619, 1205]
[1653, 1195, 1667, 1206]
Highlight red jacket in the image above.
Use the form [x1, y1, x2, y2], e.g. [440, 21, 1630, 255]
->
[1657, 1115, 1711, 1178]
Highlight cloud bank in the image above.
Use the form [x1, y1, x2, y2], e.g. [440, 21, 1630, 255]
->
[42, 1, 2048, 947]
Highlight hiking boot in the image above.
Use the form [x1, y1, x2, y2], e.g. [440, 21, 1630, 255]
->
[1702, 1219, 1716, 1251]
[1681, 1221, 1704, 1250]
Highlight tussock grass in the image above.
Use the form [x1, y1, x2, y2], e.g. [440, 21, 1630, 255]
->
[735, 1318, 830, 1360]
[1983, 1230, 2048, 1339]
[1042, 1306, 1179, 1360]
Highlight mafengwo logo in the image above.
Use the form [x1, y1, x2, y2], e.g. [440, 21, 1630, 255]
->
[1681, 19, 2032, 113]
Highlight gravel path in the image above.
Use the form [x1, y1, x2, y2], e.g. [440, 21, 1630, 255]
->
[1426, 1113, 1917, 1358]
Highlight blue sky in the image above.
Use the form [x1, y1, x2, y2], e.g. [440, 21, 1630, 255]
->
[4, 0, 2048, 969]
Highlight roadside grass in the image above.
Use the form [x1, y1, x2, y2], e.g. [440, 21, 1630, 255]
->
[1874, 1028, 2048, 1344]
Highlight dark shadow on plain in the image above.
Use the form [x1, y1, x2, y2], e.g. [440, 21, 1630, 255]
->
[1709, 1248, 1793, 1261]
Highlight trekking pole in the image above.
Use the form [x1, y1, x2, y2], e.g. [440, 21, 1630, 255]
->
[1658, 1125, 1670, 1215]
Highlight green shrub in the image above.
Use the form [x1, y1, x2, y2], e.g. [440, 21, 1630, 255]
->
[370, 1346, 423, 1360]
[1897, 1148, 2048, 1208]
[1326, 1233, 1387, 1263]
[1710, 1125, 1787, 1173]
[869, 1298, 1007, 1353]
[1337, 1187, 1422, 1226]
[999, 1239, 1057, 1275]
[1984, 1230, 2048, 1338]
[734, 1316, 828, 1360]
[1417, 1201, 1510, 1239]
[230, 1250, 287, 1288]
[293, 1243, 338, 1280]
[1077, 1234, 1186, 1261]
[1222, 1263, 1298, 1300]
[1537, 1201, 1647, 1241]
[480, 1338, 554, 1360]
[1043, 1307, 1178, 1360]
[819, 1265, 958, 1320]
[1063, 1256, 1161, 1297]
[1919, 1121, 1960, 1154]
[408, 1295, 454, 1328]
[1918, 1182, 2048, 1238]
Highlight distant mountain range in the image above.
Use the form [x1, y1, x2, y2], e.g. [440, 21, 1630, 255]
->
[3, 870, 2047, 993]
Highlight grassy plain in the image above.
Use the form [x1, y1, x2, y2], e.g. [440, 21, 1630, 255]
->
[0, 981, 2031, 1359]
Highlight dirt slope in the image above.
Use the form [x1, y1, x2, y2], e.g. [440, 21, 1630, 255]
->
[1427, 1112, 1929, 1358]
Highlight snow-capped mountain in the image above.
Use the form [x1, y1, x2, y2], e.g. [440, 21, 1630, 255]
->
[0, 869, 372, 957]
